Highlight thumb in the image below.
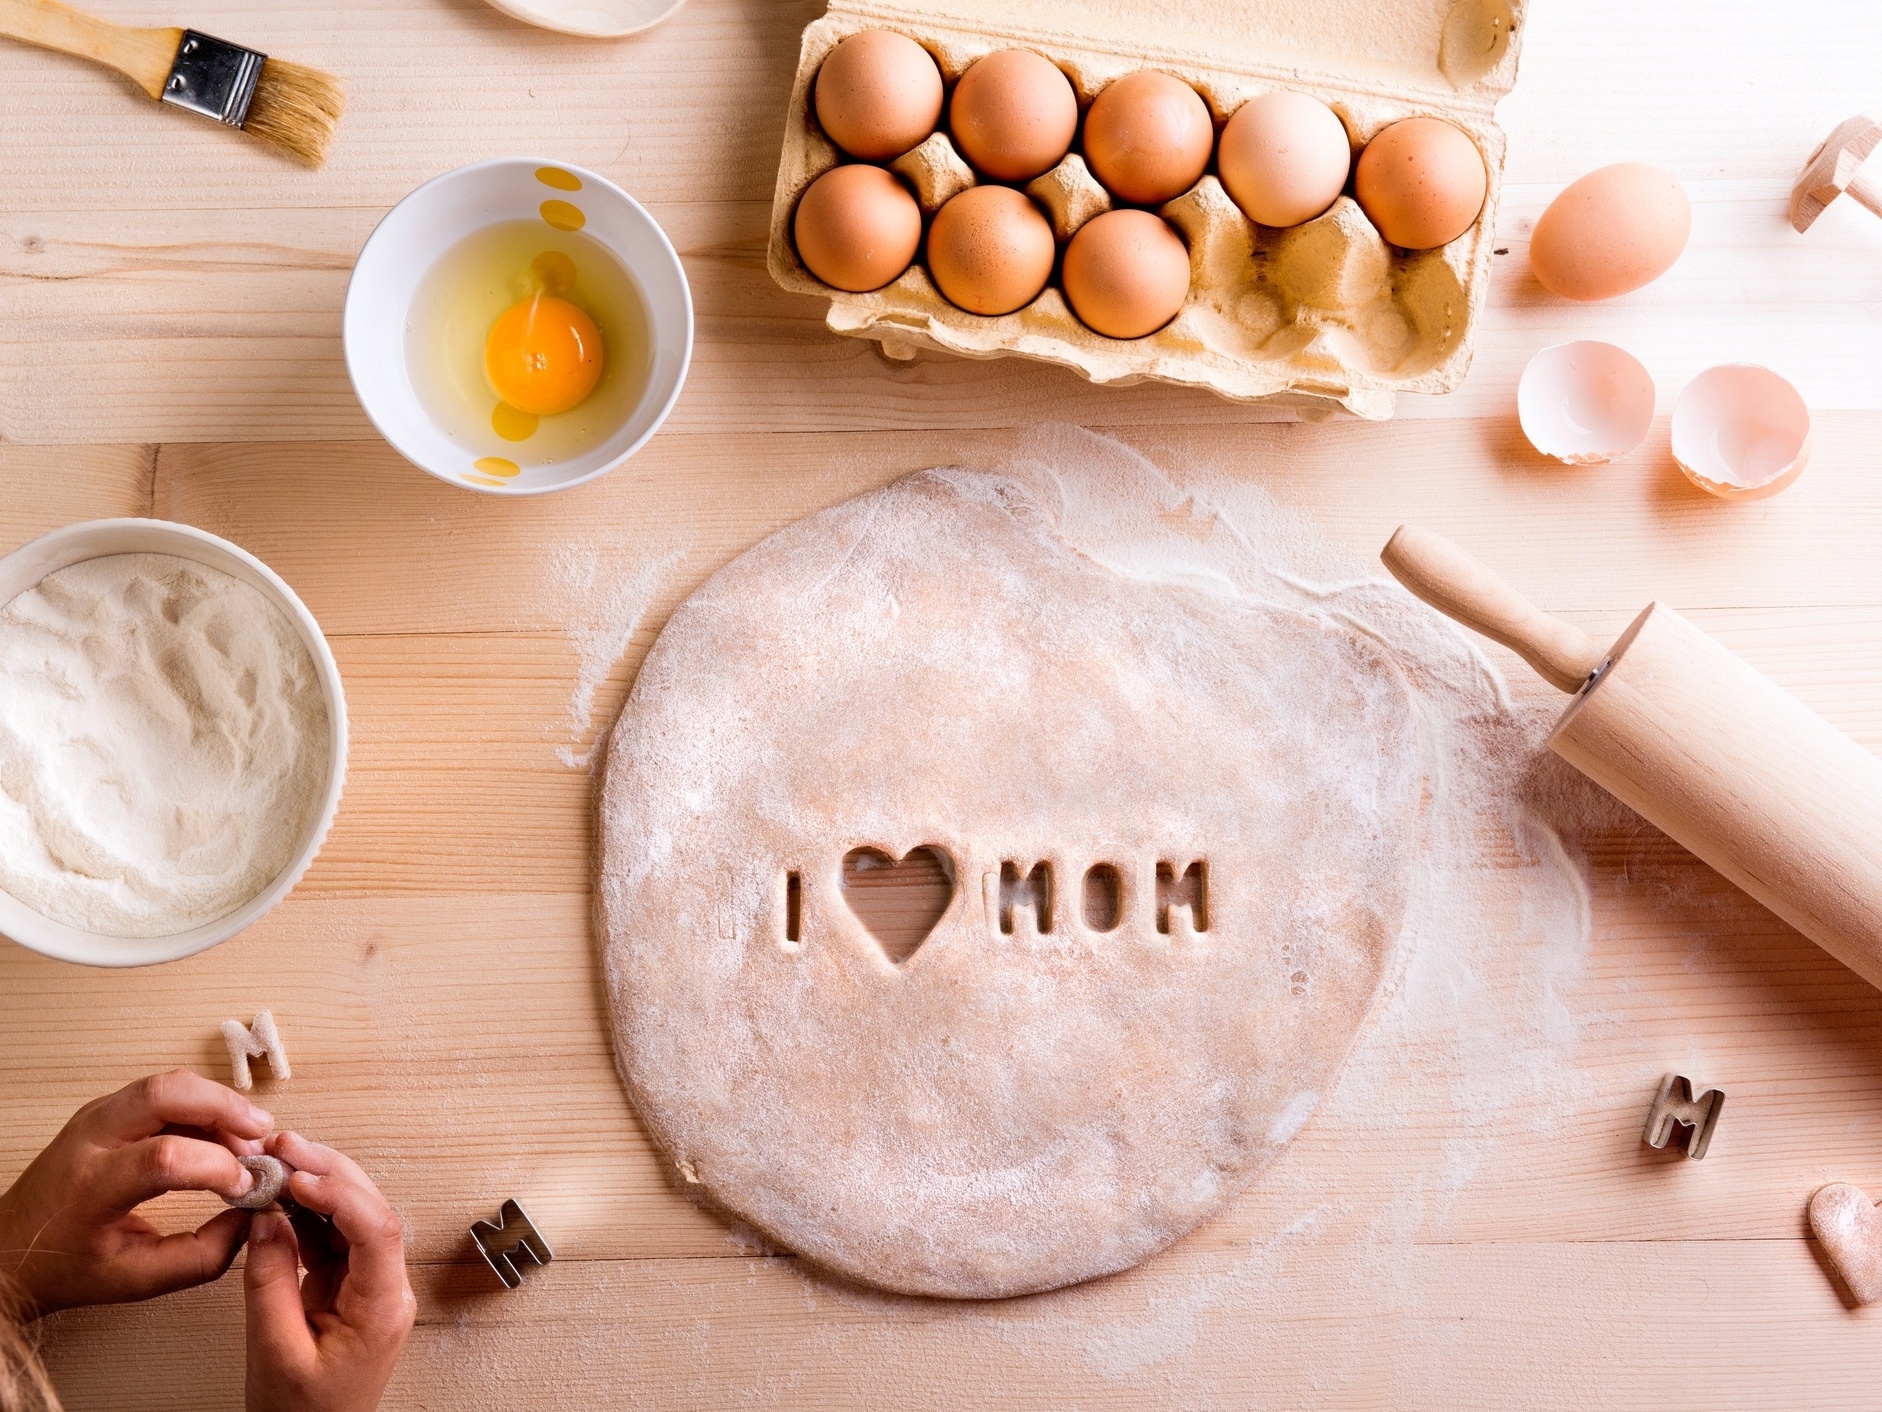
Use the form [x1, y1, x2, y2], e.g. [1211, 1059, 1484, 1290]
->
[245, 1212, 314, 1371]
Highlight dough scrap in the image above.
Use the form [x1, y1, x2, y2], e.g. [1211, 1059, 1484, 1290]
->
[599, 466, 1426, 1298]
[223, 1154, 289, 1211]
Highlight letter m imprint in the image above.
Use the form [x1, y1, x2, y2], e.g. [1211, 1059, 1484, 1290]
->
[472, 1199, 555, 1289]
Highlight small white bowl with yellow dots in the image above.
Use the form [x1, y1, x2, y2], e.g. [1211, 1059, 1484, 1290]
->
[345, 158, 693, 495]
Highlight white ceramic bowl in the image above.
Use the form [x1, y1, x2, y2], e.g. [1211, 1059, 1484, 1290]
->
[345, 158, 693, 496]
[0, 520, 349, 968]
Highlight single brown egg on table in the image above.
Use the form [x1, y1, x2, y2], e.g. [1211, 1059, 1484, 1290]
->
[1062, 209, 1190, 339]
[949, 50, 1079, 183]
[1529, 163, 1690, 301]
[1082, 71, 1214, 206]
[814, 30, 945, 161]
[1217, 91, 1351, 228]
[794, 164, 923, 293]
[1354, 117, 1487, 250]
[926, 185, 1055, 316]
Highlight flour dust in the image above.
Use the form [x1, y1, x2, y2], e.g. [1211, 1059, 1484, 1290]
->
[547, 541, 688, 770]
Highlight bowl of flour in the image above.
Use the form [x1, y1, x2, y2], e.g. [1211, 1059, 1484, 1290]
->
[0, 520, 347, 967]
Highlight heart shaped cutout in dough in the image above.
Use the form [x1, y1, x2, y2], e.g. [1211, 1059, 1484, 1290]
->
[840, 846, 954, 965]
[1810, 1182, 1882, 1304]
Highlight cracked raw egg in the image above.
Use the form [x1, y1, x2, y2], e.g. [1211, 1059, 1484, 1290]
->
[485, 293, 603, 416]
[406, 218, 649, 470]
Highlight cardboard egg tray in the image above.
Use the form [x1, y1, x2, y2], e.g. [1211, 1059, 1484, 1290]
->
[767, 0, 1528, 418]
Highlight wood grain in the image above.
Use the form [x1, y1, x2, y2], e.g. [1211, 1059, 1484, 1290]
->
[6, 0, 1882, 1406]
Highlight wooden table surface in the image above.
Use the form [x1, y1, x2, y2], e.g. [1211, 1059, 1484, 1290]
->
[6, 1, 1882, 1407]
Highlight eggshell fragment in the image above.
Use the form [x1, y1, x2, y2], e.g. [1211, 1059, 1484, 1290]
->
[949, 50, 1079, 183]
[1082, 71, 1214, 207]
[814, 31, 945, 161]
[1671, 364, 1812, 500]
[1353, 117, 1487, 250]
[1218, 91, 1352, 229]
[1517, 342, 1655, 464]
[927, 185, 1056, 316]
[1530, 164, 1690, 301]
[793, 164, 923, 293]
[1062, 209, 1190, 339]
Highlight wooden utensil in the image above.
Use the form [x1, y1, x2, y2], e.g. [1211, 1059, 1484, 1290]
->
[1383, 524, 1882, 990]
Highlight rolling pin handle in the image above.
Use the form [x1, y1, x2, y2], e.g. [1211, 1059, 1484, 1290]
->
[1381, 525, 1607, 694]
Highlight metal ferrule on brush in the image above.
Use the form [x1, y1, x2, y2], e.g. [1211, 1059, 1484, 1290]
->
[160, 30, 265, 129]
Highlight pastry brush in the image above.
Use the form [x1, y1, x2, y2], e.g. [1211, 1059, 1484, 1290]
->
[0, 0, 344, 166]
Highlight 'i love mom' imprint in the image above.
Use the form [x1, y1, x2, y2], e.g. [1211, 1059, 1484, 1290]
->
[779, 846, 1210, 966]
[599, 468, 1426, 1299]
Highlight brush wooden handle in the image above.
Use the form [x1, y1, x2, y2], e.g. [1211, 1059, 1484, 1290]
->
[0, 0, 181, 99]
[1381, 525, 1607, 693]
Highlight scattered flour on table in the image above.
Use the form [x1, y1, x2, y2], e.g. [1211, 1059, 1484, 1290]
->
[0, 553, 330, 939]
[548, 541, 687, 770]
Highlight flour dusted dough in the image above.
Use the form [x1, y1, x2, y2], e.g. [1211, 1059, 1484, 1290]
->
[599, 468, 1424, 1298]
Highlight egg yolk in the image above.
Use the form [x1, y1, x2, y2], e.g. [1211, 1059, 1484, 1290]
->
[484, 294, 603, 416]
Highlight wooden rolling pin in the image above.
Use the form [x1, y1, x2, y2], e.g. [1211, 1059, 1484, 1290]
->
[1383, 524, 1882, 991]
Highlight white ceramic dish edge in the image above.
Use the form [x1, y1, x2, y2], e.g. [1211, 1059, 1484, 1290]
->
[0, 520, 350, 968]
[345, 157, 695, 498]
[484, 0, 685, 38]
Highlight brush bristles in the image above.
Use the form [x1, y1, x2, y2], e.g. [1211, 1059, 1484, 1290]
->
[243, 57, 345, 167]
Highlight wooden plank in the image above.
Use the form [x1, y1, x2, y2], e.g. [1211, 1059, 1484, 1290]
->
[0, 445, 151, 538]
[7, 850, 1882, 1266]
[35, 1238, 1882, 1412]
[138, 414, 1882, 643]
[3, 0, 1882, 443]
[6, 185, 1881, 443]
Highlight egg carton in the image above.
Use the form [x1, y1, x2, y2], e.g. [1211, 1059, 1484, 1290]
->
[767, 0, 1528, 419]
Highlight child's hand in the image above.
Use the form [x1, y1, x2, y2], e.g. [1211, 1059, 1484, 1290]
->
[244, 1132, 415, 1412]
[0, 1069, 272, 1316]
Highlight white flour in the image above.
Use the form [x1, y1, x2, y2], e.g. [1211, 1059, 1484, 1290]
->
[0, 553, 331, 939]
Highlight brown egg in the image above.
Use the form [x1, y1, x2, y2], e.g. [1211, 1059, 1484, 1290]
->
[1354, 117, 1487, 250]
[1529, 163, 1690, 301]
[1081, 71, 1213, 206]
[1217, 91, 1352, 228]
[814, 30, 944, 161]
[949, 50, 1078, 183]
[926, 186, 1055, 316]
[793, 165, 923, 293]
[1062, 209, 1190, 339]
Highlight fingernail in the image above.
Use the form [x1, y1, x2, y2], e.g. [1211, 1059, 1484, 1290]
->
[251, 1211, 284, 1243]
[236, 1167, 255, 1194]
[247, 1104, 272, 1128]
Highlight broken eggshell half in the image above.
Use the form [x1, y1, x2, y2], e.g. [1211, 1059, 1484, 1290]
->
[1671, 364, 1812, 500]
[1517, 340, 1655, 464]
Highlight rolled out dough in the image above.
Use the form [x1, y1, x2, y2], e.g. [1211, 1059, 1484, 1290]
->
[599, 467, 1426, 1298]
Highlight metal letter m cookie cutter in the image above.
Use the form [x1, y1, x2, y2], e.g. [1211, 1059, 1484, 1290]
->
[1643, 1074, 1724, 1160]
[472, 1199, 555, 1289]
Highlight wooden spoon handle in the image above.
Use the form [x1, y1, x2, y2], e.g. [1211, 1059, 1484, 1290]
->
[1381, 525, 1606, 693]
[0, 0, 181, 99]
